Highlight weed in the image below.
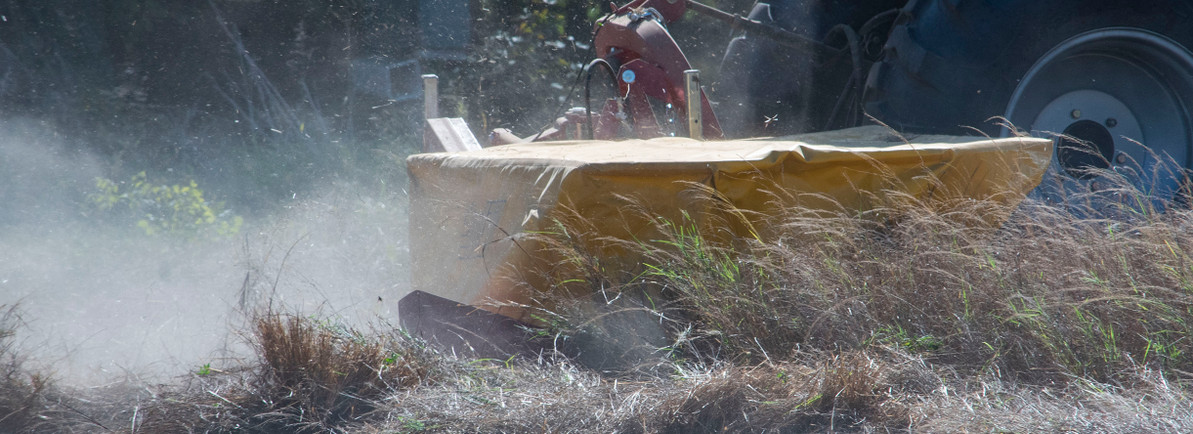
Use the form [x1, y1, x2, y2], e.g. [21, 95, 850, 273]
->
[398, 415, 427, 432]
[871, 325, 943, 354]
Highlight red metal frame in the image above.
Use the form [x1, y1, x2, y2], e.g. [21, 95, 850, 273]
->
[486, 0, 723, 144]
[594, 2, 723, 140]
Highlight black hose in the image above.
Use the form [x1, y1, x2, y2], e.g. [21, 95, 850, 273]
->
[584, 58, 619, 140]
[858, 9, 900, 58]
[823, 24, 864, 130]
[530, 61, 588, 142]
[859, 9, 900, 38]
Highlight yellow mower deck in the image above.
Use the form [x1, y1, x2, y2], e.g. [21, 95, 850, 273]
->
[400, 126, 1052, 355]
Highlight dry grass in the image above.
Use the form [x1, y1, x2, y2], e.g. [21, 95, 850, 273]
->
[353, 346, 1190, 433]
[538, 179, 1193, 386]
[0, 304, 59, 433]
[913, 363, 1193, 433]
[252, 314, 416, 420]
[349, 349, 901, 432]
[118, 313, 439, 433]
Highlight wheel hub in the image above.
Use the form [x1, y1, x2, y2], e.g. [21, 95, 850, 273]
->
[1036, 89, 1143, 178]
[1056, 119, 1114, 178]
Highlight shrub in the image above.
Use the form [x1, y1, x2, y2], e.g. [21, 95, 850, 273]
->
[90, 171, 242, 238]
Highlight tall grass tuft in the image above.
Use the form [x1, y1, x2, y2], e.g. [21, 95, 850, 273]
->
[241, 313, 432, 431]
[120, 312, 437, 433]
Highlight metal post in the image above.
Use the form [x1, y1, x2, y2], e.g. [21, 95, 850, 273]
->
[684, 69, 703, 140]
[422, 74, 439, 120]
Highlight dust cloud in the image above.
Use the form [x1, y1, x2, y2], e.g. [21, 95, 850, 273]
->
[0, 118, 411, 387]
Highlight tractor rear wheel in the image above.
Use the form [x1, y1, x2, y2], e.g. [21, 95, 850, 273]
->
[864, 0, 1193, 200]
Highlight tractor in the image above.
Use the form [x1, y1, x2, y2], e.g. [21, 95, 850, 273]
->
[400, 0, 1193, 357]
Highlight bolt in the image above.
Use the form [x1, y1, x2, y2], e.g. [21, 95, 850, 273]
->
[1116, 153, 1128, 164]
[1071, 109, 1082, 119]
[1105, 118, 1118, 128]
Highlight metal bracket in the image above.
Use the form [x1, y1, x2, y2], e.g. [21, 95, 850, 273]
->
[684, 69, 703, 140]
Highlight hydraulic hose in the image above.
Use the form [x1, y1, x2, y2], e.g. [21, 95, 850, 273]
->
[584, 58, 619, 140]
